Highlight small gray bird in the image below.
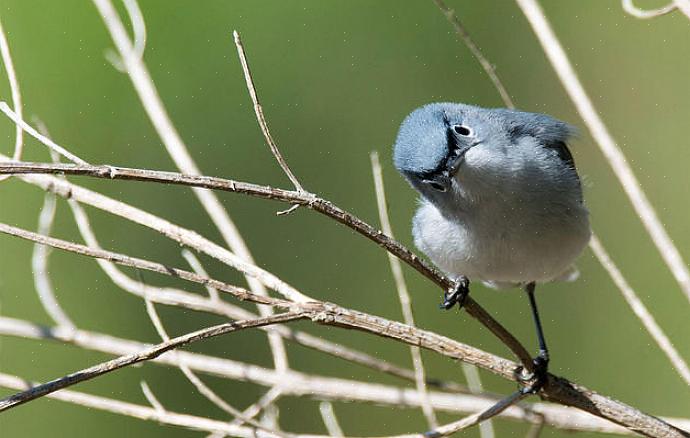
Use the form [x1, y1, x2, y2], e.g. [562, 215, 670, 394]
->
[393, 102, 590, 389]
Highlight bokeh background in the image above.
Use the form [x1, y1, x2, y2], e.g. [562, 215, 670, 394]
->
[0, 1, 688, 436]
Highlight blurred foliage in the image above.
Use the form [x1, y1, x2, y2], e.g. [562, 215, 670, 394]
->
[0, 1, 688, 436]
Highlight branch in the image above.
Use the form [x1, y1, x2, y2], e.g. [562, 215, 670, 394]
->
[233, 31, 304, 193]
[0, 312, 305, 412]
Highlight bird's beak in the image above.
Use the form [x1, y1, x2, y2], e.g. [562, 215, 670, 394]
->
[421, 173, 451, 192]
[447, 142, 476, 174]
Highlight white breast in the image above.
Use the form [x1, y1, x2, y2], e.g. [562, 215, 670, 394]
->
[412, 191, 590, 289]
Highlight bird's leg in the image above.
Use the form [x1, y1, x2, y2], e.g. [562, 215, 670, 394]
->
[520, 281, 550, 393]
[440, 276, 470, 310]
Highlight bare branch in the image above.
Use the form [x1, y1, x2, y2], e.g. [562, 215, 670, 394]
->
[182, 250, 220, 301]
[461, 363, 495, 438]
[0, 18, 23, 170]
[319, 402, 344, 437]
[621, 0, 679, 19]
[0, 372, 280, 438]
[431, 0, 515, 109]
[144, 297, 286, 436]
[140, 381, 165, 413]
[231, 386, 283, 427]
[402, 390, 527, 438]
[515, 0, 690, 307]
[370, 151, 437, 428]
[32, 191, 76, 330]
[0, 311, 305, 412]
[233, 31, 305, 193]
[590, 234, 690, 385]
[0, 103, 88, 164]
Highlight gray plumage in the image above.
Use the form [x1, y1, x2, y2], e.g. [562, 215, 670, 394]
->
[393, 102, 590, 289]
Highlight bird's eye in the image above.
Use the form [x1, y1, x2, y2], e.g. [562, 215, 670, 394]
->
[452, 124, 472, 136]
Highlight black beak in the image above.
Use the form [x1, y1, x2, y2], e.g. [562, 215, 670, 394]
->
[447, 142, 476, 174]
[422, 173, 451, 192]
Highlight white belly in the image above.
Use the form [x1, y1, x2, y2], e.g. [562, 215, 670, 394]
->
[412, 199, 590, 288]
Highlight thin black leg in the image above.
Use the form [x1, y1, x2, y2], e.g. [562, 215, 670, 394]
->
[523, 282, 549, 393]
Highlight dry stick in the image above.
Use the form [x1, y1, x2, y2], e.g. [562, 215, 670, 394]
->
[3, 317, 690, 436]
[144, 298, 286, 437]
[515, 0, 690, 307]
[0, 223, 687, 436]
[403, 390, 528, 438]
[0, 17, 23, 171]
[461, 363, 496, 438]
[319, 402, 344, 437]
[590, 236, 690, 385]
[431, 0, 515, 109]
[139, 381, 165, 413]
[370, 151, 437, 428]
[91, 0, 290, 375]
[0, 372, 279, 438]
[31, 191, 76, 330]
[231, 386, 283, 428]
[0, 103, 87, 165]
[233, 31, 304, 194]
[66, 198, 457, 392]
[0, 311, 305, 412]
[621, 0, 678, 18]
[0, 161, 533, 371]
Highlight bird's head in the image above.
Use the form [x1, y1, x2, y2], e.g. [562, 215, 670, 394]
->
[393, 102, 575, 206]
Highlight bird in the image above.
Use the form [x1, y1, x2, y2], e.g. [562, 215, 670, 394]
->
[392, 102, 591, 391]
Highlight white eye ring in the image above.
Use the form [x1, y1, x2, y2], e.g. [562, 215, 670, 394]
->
[452, 124, 473, 136]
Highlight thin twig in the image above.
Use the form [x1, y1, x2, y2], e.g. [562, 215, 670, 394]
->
[515, 0, 690, 307]
[590, 234, 690, 385]
[319, 402, 344, 437]
[231, 386, 283, 427]
[0, 372, 280, 438]
[144, 297, 286, 436]
[461, 363, 495, 438]
[0, 311, 305, 412]
[431, 0, 515, 109]
[32, 191, 76, 330]
[0, 17, 23, 172]
[0, 103, 88, 164]
[370, 151, 437, 428]
[182, 250, 220, 301]
[92, 0, 291, 374]
[621, 0, 677, 19]
[399, 389, 528, 438]
[140, 381, 165, 413]
[233, 31, 305, 193]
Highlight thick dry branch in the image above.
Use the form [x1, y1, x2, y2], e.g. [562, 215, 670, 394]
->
[0, 160, 533, 369]
[0, 312, 305, 412]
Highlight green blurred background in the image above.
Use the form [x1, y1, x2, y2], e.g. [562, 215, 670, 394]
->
[0, 0, 688, 436]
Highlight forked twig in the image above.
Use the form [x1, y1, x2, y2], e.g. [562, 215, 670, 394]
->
[233, 30, 305, 194]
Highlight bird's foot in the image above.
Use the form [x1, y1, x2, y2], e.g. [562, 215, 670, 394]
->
[517, 352, 549, 394]
[439, 276, 470, 310]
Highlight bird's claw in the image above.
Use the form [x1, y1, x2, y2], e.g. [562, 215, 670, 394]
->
[517, 353, 549, 394]
[439, 277, 470, 310]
